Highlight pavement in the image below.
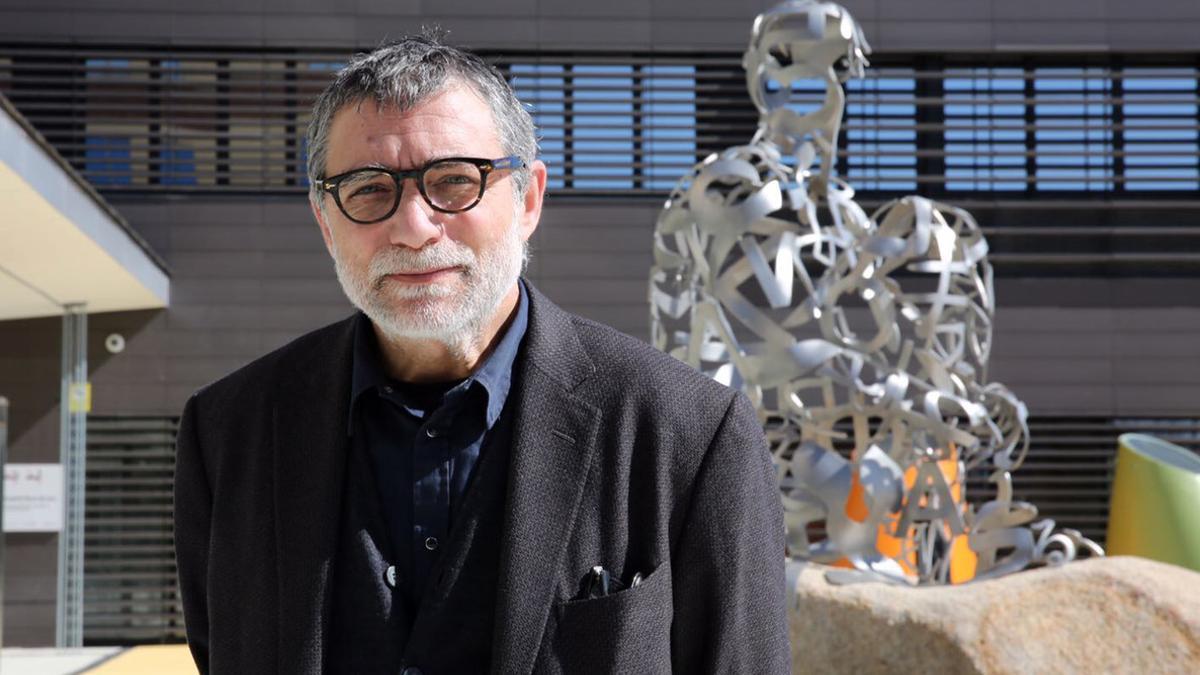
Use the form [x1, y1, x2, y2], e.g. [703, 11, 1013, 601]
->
[1, 645, 195, 674]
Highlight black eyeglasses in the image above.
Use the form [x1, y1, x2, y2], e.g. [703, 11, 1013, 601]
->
[318, 155, 526, 224]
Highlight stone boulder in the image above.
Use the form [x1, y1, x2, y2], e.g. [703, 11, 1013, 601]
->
[788, 556, 1200, 674]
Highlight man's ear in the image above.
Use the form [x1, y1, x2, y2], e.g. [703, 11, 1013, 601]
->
[310, 194, 335, 255]
[518, 159, 548, 242]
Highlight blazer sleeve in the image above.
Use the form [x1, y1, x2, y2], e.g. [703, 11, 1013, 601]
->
[174, 393, 213, 674]
[670, 390, 791, 673]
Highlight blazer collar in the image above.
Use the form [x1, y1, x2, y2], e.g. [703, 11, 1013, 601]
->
[491, 283, 602, 673]
[272, 316, 356, 674]
[510, 282, 597, 392]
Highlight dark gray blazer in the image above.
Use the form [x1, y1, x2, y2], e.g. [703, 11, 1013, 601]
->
[174, 283, 790, 673]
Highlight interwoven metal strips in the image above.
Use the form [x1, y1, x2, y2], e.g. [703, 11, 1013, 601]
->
[649, 0, 1101, 584]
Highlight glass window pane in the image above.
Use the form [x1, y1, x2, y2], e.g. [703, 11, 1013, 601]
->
[1034, 67, 1113, 191]
[1122, 68, 1199, 191]
[643, 64, 696, 191]
[571, 64, 634, 190]
[944, 67, 1027, 191]
[845, 70, 917, 192]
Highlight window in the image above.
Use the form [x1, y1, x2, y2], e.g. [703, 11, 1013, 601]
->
[514, 62, 698, 191]
[160, 144, 197, 186]
[641, 64, 697, 191]
[571, 64, 635, 190]
[84, 136, 132, 186]
[84, 57, 132, 80]
[844, 71, 917, 191]
[1122, 68, 1199, 191]
[944, 67, 1026, 191]
[1034, 67, 1113, 191]
[84, 58, 138, 185]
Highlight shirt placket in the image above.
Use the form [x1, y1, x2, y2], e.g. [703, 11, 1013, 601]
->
[411, 410, 452, 594]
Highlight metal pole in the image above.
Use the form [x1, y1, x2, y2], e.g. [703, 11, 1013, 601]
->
[1, 395, 9, 650]
[56, 303, 87, 647]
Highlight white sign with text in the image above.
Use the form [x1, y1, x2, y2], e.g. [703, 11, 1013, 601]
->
[4, 463, 63, 532]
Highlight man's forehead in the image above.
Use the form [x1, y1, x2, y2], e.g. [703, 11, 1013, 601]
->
[324, 85, 503, 166]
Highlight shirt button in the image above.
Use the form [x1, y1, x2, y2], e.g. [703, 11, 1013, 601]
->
[425, 427, 440, 438]
[424, 537, 439, 551]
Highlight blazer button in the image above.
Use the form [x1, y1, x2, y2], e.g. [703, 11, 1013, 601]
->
[385, 565, 397, 588]
[425, 427, 440, 438]
[400, 667, 423, 675]
[424, 536, 439, 551]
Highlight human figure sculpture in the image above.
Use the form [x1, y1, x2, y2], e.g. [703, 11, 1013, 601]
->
[649, 0, 1101, 585]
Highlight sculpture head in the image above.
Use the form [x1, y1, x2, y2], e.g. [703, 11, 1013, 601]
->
[743, 0, 871, 116]
[742, 1, 871, 173]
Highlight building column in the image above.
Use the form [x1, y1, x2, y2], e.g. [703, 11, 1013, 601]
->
[56, 303, 87, 647]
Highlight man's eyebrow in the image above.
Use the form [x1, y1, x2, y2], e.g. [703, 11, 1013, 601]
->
[329, 162, 389, 177]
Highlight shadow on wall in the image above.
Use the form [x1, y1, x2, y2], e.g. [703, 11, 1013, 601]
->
[0, 309, 161, 460]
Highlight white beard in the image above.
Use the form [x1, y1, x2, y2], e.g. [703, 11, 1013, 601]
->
[331, 216, 528, 351]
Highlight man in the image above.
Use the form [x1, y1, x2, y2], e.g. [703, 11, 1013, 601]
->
[173, 34, 789, 674]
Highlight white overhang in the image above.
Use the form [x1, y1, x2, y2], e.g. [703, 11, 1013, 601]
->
[0, 94, 169, 321]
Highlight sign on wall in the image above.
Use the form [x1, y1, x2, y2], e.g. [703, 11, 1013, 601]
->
[3, 463, 63, 532]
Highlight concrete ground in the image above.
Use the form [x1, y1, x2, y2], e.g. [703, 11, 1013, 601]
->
[1, 645, 195, 674]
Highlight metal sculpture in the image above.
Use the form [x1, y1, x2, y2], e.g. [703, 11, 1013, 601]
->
[649, 0, 1102, 585]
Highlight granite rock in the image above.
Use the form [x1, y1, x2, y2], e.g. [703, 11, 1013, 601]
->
[788, 556, 1200, 674]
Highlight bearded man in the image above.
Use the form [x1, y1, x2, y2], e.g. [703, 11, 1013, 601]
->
[173, 35, 788, 674]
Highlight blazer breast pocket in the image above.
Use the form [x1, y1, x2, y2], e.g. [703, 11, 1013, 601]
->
[546, 563, 673, 674]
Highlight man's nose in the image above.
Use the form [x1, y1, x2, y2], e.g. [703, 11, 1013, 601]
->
[384, 180, 443, 249]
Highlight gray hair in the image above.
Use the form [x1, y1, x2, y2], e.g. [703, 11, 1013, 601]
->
[306, 33, 537, 208]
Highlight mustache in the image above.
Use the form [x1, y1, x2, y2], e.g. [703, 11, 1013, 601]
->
[368, 242, 477, 286]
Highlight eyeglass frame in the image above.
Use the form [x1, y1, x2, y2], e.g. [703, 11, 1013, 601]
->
[316, 155, 527, 224]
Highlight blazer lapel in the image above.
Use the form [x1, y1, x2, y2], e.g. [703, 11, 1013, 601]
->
[273, 318, 355, 673]
[492, 286, 601, 674]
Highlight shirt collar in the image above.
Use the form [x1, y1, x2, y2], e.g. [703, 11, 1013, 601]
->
[470, 279, 528, 428]
[348, 279, 529, 431]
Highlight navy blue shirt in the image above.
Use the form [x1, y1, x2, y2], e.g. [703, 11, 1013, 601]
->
[348, 282, 528, 609]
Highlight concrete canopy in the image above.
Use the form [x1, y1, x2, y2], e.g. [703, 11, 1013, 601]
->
[0, 94, 169, 320]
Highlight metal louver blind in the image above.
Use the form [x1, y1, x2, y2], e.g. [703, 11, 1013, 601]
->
[84, 416, 183, 644]
[967, 417, 1200, 547]
[1, 45, 1198, 197]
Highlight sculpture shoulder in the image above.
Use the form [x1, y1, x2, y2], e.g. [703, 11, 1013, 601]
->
[871, 194, 986, 237]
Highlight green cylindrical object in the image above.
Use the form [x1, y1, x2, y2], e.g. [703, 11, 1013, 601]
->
[1107, 433, 1200, 571]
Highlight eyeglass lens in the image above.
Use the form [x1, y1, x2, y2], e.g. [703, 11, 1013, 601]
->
[336, 160, 484, 221]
